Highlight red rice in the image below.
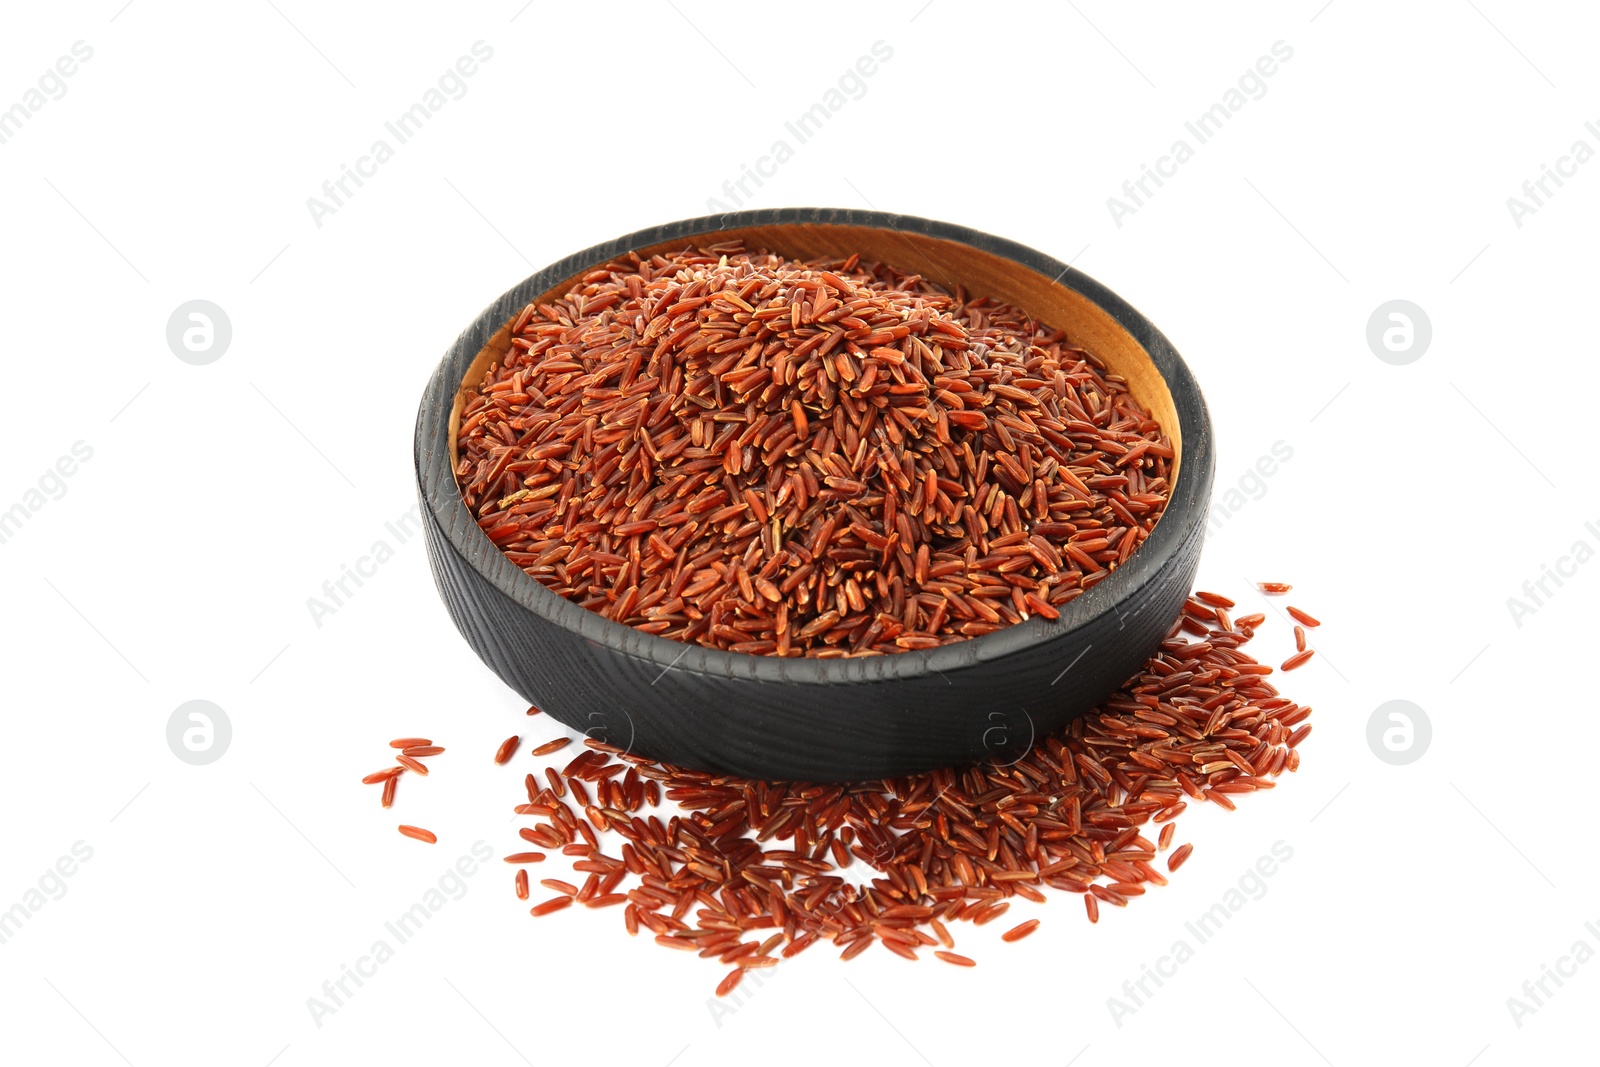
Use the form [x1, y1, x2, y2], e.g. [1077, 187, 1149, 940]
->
[715, 968, 745, 997]
[531, 896, 572, 916]
[458, 243, 1173, 658]
[505, 590, 1313, 988]
[395, 755, 429, 776]
[1286, 606, 1320, 627]
[1280, 649, 1314, 671]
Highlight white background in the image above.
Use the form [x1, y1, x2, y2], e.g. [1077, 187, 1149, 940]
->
[1, 2, 1595, 1064]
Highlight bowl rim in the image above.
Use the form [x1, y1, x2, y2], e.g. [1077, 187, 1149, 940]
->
[415, 206, 1213, 687]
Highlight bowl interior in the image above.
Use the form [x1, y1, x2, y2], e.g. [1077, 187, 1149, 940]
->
[447, 222, 1181, 486]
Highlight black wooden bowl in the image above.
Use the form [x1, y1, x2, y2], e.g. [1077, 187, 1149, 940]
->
[415, 208, 1213, 781]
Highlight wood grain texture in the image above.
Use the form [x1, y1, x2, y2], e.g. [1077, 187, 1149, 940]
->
[415, 207, 1214, 781]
